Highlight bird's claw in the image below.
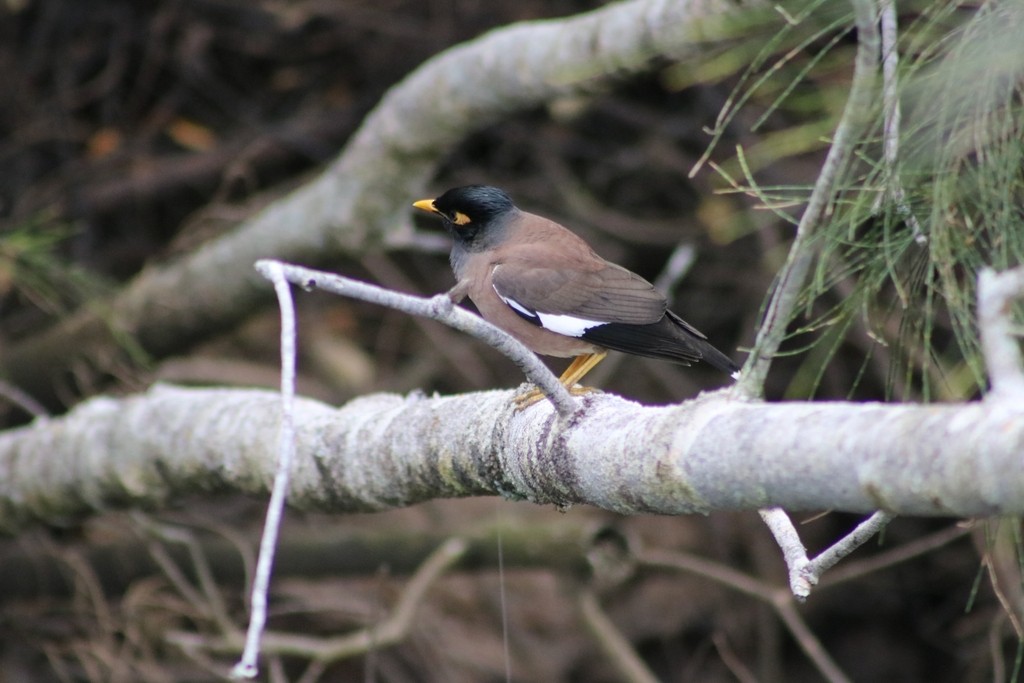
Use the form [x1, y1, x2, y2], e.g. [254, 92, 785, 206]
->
[512, 384, 599, 411]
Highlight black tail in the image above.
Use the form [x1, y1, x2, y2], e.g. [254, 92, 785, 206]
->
[581, 311, 739, 377]
[689, 335, 741, 377]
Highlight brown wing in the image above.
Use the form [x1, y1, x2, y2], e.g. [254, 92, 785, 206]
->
[490, 242, 666, 325]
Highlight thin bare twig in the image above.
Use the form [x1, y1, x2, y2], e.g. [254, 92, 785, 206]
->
[0, 379, 49, 420]
[132, 515, 239, 636]
[652, 243, 697, 294]
[773, 600, 853, 683]
[975, 520, 1024, 641]
[638, 548, 772, 601]
[233, 261, 300, 679]
[821, 522, 970, 588]
[759, 508, 813, 599]
[578, 589, 660, 683]
[878, 0, 926, 244]
[808, 510, 894, 577]
[256, 260, 577, 416]
[739, 0, 880, 396]
[711, 632, 759, 683]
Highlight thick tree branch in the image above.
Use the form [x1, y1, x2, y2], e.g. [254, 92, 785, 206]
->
[1, 0, 739, 405]
[1, 383, 1023, 533]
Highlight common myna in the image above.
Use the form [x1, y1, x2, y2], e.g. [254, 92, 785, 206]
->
[413, 185, 739, 405]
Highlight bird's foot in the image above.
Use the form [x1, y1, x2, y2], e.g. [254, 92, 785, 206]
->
[513, 384, 599, 411]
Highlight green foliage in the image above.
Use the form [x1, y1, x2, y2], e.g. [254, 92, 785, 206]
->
[689, 0, 1024, 401]
[0, 214, 112, 317]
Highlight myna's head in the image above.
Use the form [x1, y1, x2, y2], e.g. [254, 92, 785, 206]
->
[413, 185, 517, 247]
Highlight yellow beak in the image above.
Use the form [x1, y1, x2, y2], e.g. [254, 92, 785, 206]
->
[412, 198, 437, 213]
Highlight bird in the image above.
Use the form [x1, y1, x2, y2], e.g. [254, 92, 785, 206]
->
[413, 185, 739, 407]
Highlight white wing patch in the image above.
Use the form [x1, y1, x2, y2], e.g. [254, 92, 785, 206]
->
[493, 284, 606, 338]
[535, 311, 607, 337]
[498, 290, 534, 318]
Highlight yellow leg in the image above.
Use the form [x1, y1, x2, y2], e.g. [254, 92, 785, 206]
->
[514, 351, 609, 410]
[557, 351, 607, 388]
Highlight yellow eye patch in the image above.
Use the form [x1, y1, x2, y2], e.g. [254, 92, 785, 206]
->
[453, 211, 472, 226]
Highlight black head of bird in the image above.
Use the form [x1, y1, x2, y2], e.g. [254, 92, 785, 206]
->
[413, 185, 517, 250]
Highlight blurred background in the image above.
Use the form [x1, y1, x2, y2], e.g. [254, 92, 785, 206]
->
[0, 0, 1020, 681]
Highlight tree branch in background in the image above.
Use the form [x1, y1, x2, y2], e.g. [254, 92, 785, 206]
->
[170, 538, 468, 665]
[637, 548, 850, 683]
[578, 589, 661, 683]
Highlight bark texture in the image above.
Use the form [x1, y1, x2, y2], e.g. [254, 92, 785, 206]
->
[1, 384, 1020, 532]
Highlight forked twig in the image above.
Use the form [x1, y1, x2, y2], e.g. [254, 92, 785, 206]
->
[760, 508, 896, 600]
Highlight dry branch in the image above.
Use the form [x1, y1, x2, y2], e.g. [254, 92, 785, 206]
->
[1, 382, 1023, 533]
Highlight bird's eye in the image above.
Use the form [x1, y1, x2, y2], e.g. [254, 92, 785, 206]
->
[452, 211, 472, 226]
